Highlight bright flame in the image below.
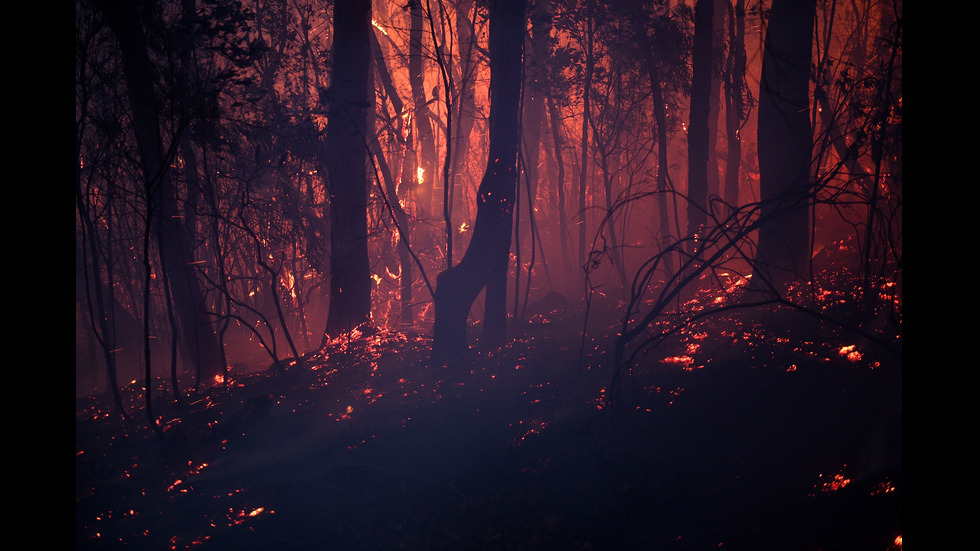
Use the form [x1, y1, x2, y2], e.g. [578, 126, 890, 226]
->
[371, 19, 388, 35]
[458, 222, 469, 233]
[838, 344, 863, 362]
[416, 166, 425, 185]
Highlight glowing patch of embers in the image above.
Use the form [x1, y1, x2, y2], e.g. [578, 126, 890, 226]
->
[870, 479, 896, 496]
[511, 419, 551, 446]
[813, 466, 852, 495]
[838, 344, 863, 362]
[228, 506, 271, 526]
[661, 355, 694, 368]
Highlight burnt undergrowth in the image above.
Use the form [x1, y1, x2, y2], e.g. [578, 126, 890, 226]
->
[76, 283, 901, 551]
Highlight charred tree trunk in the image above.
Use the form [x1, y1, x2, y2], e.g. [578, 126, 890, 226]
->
[96, 0, 224, 388]
[409, 0, 438, 248]
[371, 28, 416, 327]
[451, 0, 478, 224]
[323, 0, 374, 339]
[636, 19, 676, 277]
[752, 0, 816, 294]
[722, 0, 746, 210]
[687, 0, 714, 241]
[577, 5, 594, 286]
[546, 94, 572, 275]
[431, 0, 525, 361]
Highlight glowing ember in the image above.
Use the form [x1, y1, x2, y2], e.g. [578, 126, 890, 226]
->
[838, 344, 863, 362]
[661, 355, 694, 368]
[870, 479, 896, 495]
[816, 467, 852, 494]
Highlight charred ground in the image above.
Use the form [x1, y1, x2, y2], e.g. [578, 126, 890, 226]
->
[76, 285, 901, 551]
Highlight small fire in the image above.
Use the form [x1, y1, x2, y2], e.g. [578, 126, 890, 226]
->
[416, 166, 425, 185]
[371, 19, 388, 35]
[459, 222, 469, 233]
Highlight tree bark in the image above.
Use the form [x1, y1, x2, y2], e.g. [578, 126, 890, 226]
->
[323, 0, 374, 339]
[431, 0, 525, 361]
[752, 0, 816, 294]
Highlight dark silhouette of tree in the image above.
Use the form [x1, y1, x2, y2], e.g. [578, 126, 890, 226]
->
[431, 0, 526, 361]
[687, 0, 715, 243]
[322, 0, 374, 340]
[93, 0, 225, 393]
[722, 0, 748, 210]
[752, 0, 817, 294]
[408, 0, 439, 250]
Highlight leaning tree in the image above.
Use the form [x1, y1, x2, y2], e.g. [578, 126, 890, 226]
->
[431, 0, 526, 361]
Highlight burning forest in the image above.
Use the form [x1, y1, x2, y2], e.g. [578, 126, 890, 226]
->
[76, 0, 902, 549]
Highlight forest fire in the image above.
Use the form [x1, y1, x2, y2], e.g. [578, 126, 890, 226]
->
[77, 0, 900, 548]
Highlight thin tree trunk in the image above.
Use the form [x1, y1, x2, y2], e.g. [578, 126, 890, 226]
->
[688, 0, 714, 241]
[546, 94, 572, 274]
[371, 27, 416, 327]
[96, 0, 224, 389]
[431, 0, 526, 361]
[577, 6, 594, 284]
[637, 16, 676, 276]
[723, 0, 746, 210]
[752, 0, 817, 294]
[409, 0, 438, 246]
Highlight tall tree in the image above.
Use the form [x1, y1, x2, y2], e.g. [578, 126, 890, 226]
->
[408, 0, 438, 248]
[94, 0, 225, 388]
[431, 0, 526, 360]
[577, 3, 594, 287]
[687, 0, 714, 241]
[322, 0, 374, 339]
[752, 0, 816, 294]
[722, 0, 747, 209]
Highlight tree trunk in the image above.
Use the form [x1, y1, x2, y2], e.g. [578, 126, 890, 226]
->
[323, 0, 374, 339]
[752, 0, 816, 294]
[97, 0, 225, 387]
[431, 0, 526, 361]
[687, 0, 714, 240]
[577, 6, 594, 286]
[371, 28, 416, 328]
[637, 21, 676, 276]
[409, 0, 438, 247]
[723, 0, 746, 210]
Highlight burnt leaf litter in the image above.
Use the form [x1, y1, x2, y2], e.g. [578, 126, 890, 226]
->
[77, 283, 901, 551]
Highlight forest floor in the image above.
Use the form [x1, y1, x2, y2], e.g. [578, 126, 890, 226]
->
[76, 288, 902, 551]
